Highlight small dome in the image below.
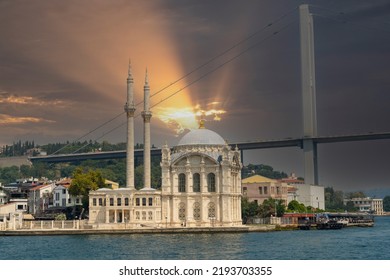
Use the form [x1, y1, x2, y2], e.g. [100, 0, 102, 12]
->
[177, 128, 226, 146]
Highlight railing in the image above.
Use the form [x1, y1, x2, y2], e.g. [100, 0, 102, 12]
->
[0, 220, 89, 231]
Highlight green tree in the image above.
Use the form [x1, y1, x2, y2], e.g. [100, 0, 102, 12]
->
[0, 166, 20, 184]
[69, 167, 106, 208]
[20, 165, 32, 178]
[325, 187, 345, 211]
[275, 199, 286, 217]
[345, 191, 366, 199]
[287, 200, 307, 213]
[241, 197, 259, 223]
[345, 201, 358, 212]
[383, 196, 390, 212]
[258, 198, 283, 218]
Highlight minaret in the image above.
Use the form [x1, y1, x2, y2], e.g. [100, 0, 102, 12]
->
[124, 60, 136, 189]
[141, 68, 152, 188]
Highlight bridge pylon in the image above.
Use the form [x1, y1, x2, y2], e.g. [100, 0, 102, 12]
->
[300, 4, 318, 185]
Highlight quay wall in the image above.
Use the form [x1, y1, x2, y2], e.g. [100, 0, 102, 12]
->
[0, 226, 257, 236]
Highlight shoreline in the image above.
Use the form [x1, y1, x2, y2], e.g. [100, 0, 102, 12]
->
[0, 225, 280, 236]
[0, 221, 375, 236]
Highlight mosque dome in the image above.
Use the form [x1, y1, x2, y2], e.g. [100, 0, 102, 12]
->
[177, 127, 226, 146]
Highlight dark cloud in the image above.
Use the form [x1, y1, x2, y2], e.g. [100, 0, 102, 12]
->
[0, 0, 389, 191]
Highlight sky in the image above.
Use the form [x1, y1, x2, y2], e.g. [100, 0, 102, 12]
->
[0, 0, 389, 192]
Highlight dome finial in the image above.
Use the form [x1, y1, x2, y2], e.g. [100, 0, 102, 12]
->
[199, 119, 205, 129]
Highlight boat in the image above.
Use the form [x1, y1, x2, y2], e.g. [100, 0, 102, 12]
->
[316, 219, 344, 230]
[316, 213, 343, 230]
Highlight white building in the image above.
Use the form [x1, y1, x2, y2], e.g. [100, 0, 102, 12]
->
[88, 65, 243, 228]
[344, 197, 384, 215]
[289, 184, 325, 210]
[52, 185, 83, 208]
[28, 183, 56, 215]
[0, 201, 27, 223]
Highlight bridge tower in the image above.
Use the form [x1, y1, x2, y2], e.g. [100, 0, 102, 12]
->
[300, 4, 318, 185]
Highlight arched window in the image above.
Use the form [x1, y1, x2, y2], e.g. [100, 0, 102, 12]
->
[193, 173, 200, 192]
[207, 173, 216, 192]
[178, 173, 186, 192]
[208, 202, 216, 219]
[124, 197, 129, 206]
[193, 202, 201, 221]
[178, 202, 186, 221]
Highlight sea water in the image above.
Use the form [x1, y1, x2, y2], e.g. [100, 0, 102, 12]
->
[1, 216, 389, 260]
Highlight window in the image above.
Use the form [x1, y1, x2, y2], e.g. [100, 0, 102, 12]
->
[68, 198, 71, 204]
[17, 204, 24, 210]
[93, 198, 97, 206]
[193, 202, 201, 221]
[208, 203, 216, 218]
[99, 198, 103, 206]
[178, 202, 186, 221]
[148, 197, 153, 206]
[125, 197, 129, 206]
[76, 198, 80, 204]
[55, 193, 60, 201]
[207, 173, 216, 192]
[142, 211, 146, 220]
[110, 198, 114, 206]
[62, 189, 66, 194]
[193, 173, 201, 192]
[258, 187, 262, 195]
[117, 198, 121, 206]
[136, 198, 140, 206]
[264, 186, 268, 195]
[243, 187, 247, 195]
[148, 211, 153, 220]
[135, 211, 140, 220]
[142, 197, 147, 206]
[178, 173, 186, 192]
[277, 187, 280, 195]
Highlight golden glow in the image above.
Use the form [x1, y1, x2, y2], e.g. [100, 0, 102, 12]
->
[0, 114, 55, 125]
[0, 94, 66, 106]
[155, 103, 226, 135]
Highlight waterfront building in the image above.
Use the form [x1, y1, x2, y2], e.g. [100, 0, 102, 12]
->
[241, 175, 288, 205]
[0, 201, 26, 222]
[344, 197, 384, 215]
[27, 183, 56, 215]
[88, 65, 243, 228]
[52, 183, 83, 208]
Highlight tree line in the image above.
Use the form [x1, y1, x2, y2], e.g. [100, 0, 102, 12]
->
[0, 139, 152, 157]
[0, 140, 35, 157]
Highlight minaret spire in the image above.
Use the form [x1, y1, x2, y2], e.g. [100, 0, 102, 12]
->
[142, 67, 152, 189]
[125, 59, 136, 189]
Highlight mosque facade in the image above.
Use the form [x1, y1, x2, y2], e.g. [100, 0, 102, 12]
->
[88, 64, 242, 228]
